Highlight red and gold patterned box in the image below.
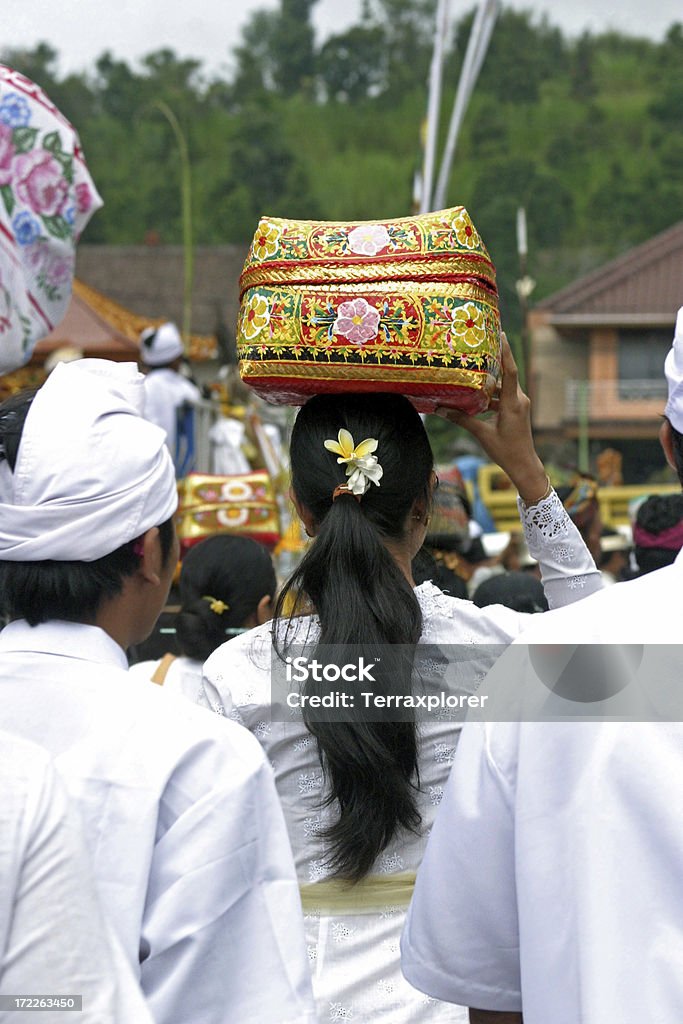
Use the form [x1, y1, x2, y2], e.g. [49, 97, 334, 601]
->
[176, 471, 281, 553]
[237, 207, 502, 413]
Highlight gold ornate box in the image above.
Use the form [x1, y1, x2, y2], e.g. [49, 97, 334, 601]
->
[237, 207, 501, 413]
[176, 471, 281, 553]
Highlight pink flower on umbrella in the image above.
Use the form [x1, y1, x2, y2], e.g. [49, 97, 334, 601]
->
[45, 255, 73, 288]
[332, 298, 380, 346]
[23, 240, 49, 271]
[13, 150, 69, 217]
[75, 181, 93, 214]
[0, 123, 15, 186]
[347, 223, 391, 256]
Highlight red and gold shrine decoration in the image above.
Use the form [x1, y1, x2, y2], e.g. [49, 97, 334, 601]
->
[237, 207, 502, 413]
[176, 471, 281, 554]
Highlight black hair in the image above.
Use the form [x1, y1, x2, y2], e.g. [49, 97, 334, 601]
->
[275, 392, 433, 881]
[634, 491, 683, 575]
[412, 547, 469, 599]
[175, 535, 276, 662]
[472, 571, 548, 614]
[669, 424, 683, 487]
[636, 493, 683, 535]
[0, 388, 175, 626]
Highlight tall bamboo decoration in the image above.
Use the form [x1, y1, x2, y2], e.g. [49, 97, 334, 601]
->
[153, 101, 194, 349]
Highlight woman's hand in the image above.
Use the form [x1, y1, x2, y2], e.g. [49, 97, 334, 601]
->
[436, 333, 548, 505]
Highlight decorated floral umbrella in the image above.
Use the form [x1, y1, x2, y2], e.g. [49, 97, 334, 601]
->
[0, 64, 102, 374]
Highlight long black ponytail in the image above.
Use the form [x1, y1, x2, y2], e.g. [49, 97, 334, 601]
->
[274, 392, 434, 881]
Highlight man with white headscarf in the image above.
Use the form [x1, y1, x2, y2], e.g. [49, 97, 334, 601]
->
[0, 64, 101, 375]
[0, 64, 154, 1021]
[401, 306, 683, 1023]
[139, 321, 201, 472]
[0, 359, 316, 1024]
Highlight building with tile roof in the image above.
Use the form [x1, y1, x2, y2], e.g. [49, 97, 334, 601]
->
[529, 219, 683, 481]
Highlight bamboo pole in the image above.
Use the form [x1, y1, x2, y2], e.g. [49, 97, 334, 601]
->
[153, 101, 194, 350]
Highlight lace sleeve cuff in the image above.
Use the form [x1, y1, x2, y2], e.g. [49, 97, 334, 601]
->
[518, 489, 571, 551]
[517, 489, 603, 608]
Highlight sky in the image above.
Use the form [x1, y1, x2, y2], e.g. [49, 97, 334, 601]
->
[3, 0, 681, 78]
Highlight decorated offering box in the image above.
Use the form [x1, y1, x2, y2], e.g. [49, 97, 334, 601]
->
[237, 207, 502, 413]
[176, 471, 281, 552]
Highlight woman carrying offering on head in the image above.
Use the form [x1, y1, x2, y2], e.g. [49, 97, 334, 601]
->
[196, 333, 602, 1023]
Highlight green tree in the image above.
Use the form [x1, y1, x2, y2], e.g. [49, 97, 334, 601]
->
[363, 0, 437, 99]
[318, 26, 386, 102]
[570, 32, 597, 101]
[94, 53, 144, 121]
[476, 9, 568, 104]
[230, 10, 281, 102]
[231, 1, 318, 100]
[272, 0, 319, 96]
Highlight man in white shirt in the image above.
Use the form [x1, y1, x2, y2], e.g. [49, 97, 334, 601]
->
[401, 307, 683, 1024]
[0, 360, 316, 1024]
[0, 731, 152, 1023]
[139, 322, 201, 471]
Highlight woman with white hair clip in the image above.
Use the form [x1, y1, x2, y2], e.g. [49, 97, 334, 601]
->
[200, 336, 603, 1023]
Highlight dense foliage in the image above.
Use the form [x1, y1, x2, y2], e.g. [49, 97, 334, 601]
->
[3, 3, 683, 330]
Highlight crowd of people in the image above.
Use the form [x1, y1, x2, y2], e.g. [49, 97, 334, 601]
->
[1, 62, 683, 1024]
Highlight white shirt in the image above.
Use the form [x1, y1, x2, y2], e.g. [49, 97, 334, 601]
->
[402, 550, 683, 1023]
[128, 656, 203, 703]
[0, 621, 316, 1024]
[208, 418, 251, 476]
[199, 489, 602, 1022]
[142, 369, 201, 459]
[0, 731, 152, 1024]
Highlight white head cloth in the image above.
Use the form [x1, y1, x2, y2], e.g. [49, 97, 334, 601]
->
[664, 307, 683, 433]
[0, 359, 177, 561]
[0, 65, 102, 375]
[140, 322, 184, 366]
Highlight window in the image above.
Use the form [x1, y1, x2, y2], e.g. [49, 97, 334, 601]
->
[617, 330, 670, 399]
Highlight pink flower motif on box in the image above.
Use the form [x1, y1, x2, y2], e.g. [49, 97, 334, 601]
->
[332, 298, 381, 346]
[0, 124, 15, 187]
[13, 150, 69, 217]
[347, 223, 391, 257]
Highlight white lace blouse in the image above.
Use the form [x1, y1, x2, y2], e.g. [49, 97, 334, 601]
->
[199, 490, 602, 1023]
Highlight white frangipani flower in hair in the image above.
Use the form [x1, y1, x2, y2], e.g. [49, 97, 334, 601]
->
[323, 429, 383, 496]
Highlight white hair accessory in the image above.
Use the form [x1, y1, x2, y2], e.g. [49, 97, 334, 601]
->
[0, 359, 177, 561]
[664, 307, 683, 433]
[324, 429, 383, 497]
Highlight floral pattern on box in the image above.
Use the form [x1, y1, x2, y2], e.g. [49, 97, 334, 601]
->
[237, 207, 501, 412]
